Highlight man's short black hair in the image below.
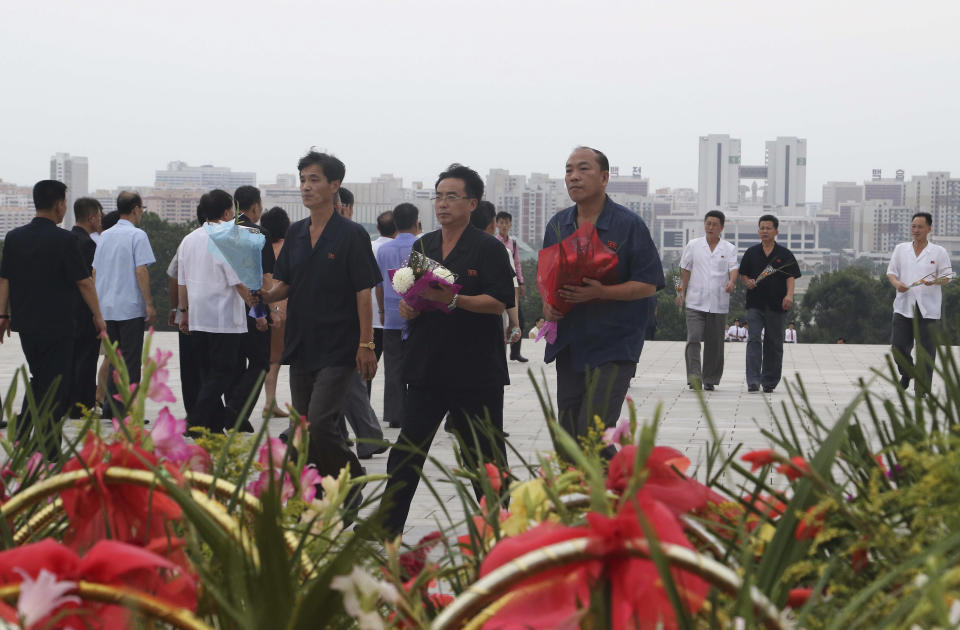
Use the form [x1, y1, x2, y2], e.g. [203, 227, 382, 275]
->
[338, 187, 354, 207]
[376, 210, 396, 237]
[471, 200, 496, 231]
[33, 180, 67, 211]
[234, 185, 261, 212]
[261, 206, 290, 244]
[74, 197, 103, 223]
[436, 163, 484, 200]
[495, 211, 513, 222]
[758, 214, 779, 229]
[392, 203, 419, 231]
[704, 210, 725, 226]
[297, 151, 346, 185]
[116, 191, 143, 216]
[198, 189, 233, 222]
[913, 211, 933, 226]
[573, 146, 610, 172]
[102, 210, 121, 231]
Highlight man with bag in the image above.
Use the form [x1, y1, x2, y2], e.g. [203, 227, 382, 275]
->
[540, 147, 664, 440]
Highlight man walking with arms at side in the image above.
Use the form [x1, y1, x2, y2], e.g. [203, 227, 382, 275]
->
[93, 191, 156, 416]
[495, 211, 528, 362]
[67, 197, 104, 416]
[738, 214, 801, 393]
[541, 147, 664, 440]
[0, 181, 106, 453]
[676, 210, 738, 390]
[886, 211, 952, 394]
[368, 211, 396, 397]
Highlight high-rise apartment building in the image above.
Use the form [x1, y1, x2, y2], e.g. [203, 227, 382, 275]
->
[485, 169, 570, 248]
[763, 137, 806, 212]
[155, 161, 256, 190]
[50, 152, 89, 228]
[863, 169, 906, 206]
[822, 181, 863, 212]
[697, 135, 741, 213]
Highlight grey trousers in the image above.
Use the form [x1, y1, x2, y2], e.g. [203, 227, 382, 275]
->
[746, 307, 786, 389]
[890, 311, 937, 391]
[382, 329, 406, 427]
[338, 371, 384, 458]
[289, 364, 364, 478]
[684, 308, 727, 386]
[555, 348, 636, 440]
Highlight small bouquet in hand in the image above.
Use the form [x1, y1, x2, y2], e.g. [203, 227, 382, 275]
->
[909, 270, 957, 288]
[389, 250, 462, 313]
[536, 222, 619, 343]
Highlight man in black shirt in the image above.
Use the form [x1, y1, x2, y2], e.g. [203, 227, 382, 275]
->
[738, 214, 801, 393]
[227, 185, 275, 431]
[67, 197, 104, 417]
[0, 181, 106, 455]
[379, 164, 515, 538]
[260, 151, 380, 486]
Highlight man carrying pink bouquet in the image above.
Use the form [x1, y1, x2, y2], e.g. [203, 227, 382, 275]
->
[541, 147, 664, 441]
[379, 163, 515, 538]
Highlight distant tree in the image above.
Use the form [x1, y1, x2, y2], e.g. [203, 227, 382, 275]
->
[797, 267, 894, 343]
[654, 269, 685, 341]
[139, 213, 196, 326]
[519, 259, 542, 332]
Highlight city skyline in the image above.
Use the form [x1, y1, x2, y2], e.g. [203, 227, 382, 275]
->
[1, 1, 957, 199]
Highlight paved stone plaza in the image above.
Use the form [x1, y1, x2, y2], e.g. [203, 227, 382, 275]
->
[0, 332, 919, 540]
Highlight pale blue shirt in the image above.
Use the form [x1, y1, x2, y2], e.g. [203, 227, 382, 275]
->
[93, 218, 156, 320]
[376, 232, 418, 330]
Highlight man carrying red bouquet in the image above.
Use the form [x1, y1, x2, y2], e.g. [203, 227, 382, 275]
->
[541, 147, 664, 440]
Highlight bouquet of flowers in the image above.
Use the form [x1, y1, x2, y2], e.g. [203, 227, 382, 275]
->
[389, 250, 462, 313]
[205, 218, 269, 319]
[536, 222, 619, 343]
[908, 270, 956, 288]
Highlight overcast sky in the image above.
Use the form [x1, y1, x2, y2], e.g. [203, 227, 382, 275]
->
[1, 0, 957, 199]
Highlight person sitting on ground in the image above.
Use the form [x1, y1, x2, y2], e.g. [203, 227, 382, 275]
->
[529, 316, 546, 340]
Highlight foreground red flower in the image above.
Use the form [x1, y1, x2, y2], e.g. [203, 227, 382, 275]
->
[787, 588, 813, 608]
[741, 449, 777, 472]
[776, 456, 811, 481]
[795, 506, 826, 541]
[479, 494, 708, 629]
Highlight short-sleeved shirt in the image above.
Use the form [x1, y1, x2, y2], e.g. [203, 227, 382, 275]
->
[92, 218, 156, 321]
[541, 196, 665, 370]
[273, 211, 382, 370]
[403, 226, 515, 389]
[370, 235, 393, 329]
[0, 217, 89, 336]
[71, 225, 98, 337]
[376, 232, 418, 331]
[887, 241, 953, 319]
[177, 226, 246, 333]
[739, 242, 801, 312]
[680, 237, 738, 314]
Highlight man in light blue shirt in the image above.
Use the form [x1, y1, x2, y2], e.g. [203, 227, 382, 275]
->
[92, 191, 156, 417]
[375, 202, 419, 429]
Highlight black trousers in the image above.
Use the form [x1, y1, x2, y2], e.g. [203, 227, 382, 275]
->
[67, 330, 100, 417]
[104, 318, 145, 416]
[555, 348, 636, 440]
[178, 331, 201, 417]
[18, 332, 74, 458]
[382, 386, 506, 536]
[891, 311, 938, 391]
[227, 316, 271, 424]
[188, 332, 241, 432]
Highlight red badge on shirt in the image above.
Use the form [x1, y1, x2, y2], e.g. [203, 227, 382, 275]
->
[607, 241, 618, 251]
[468, 269, 478, 277]
[328, 252, 335, 260]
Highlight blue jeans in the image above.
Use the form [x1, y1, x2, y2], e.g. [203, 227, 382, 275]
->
[746, 308, 786, 389]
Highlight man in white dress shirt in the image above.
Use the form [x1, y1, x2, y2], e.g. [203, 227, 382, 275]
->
[785, 322, 798, 343]
[676, 210, 738, 390]
[886, 211, 953, 394]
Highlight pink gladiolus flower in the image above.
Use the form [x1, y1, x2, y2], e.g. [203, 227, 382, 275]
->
[258, 437, 288, 469]
[291, 415, 308, 451]
[146, 368, 176, 403]
[300, 465, 321, 503]
[151, 408, 191, 464]
[247, 470, 295, 504]
[184, 445, 212, 473]
[111, 416, 133, 432]
[13, 568, 80, 626]
[152, 348, 172, 370]
[25, 452, 43, 478]
[602, 418, 631, 446]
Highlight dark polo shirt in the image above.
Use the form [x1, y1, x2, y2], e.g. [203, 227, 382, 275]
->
[273, 211, 381, 370]
[0, 217, 89, 336]
[237, 213, 275, 277]
[403, 226, 515, 390]
[71, 225, 98, 338]
[541, 196, 665, 370]
[739, 242, 801, 312]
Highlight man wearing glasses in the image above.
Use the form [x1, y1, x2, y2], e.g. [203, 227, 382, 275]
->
[379, 163, 515, 538]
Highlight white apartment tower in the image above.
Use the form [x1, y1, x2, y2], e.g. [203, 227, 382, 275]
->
[50, 152, 89, 228]
[697, 135, 741, 213]
[764, 137, 806, 212]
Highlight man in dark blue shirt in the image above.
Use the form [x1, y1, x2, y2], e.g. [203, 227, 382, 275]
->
[541, 147, 664, 440]
[68, 197, 103, 418]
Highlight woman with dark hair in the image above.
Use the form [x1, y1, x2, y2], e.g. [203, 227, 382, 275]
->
[260, 206, 290, 418]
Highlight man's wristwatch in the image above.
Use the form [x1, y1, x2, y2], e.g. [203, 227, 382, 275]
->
[359, 341, 375, 351]
[447, 293, 459, 311]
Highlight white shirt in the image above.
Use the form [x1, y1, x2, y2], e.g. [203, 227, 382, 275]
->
[725, 325, 739, 341]
[370, 235, 393, 329]
[738, 326, 747, 341]
[680, 237, 738, 314]
[785, 328, 798, 343]
[887, 241, 953, 319]
[177, 225, 247, 334]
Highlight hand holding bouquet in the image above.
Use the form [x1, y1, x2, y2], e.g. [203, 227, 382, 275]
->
[536, 222, 620, 343]
[389, 250, 462, 314]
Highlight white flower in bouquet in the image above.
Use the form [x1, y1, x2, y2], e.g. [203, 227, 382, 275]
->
[434, 267, 455, 283]
[392, 267, 415, 294]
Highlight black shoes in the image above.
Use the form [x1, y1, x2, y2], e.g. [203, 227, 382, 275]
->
[899, 375, 911, 390]
[703, 384, 715, 391]
[511, 356, 529, 363]
[387, 421, 401, 429]
[748, 384, 760, 392]
[763, 386, 775, 393]
[358, 445, 388, 460]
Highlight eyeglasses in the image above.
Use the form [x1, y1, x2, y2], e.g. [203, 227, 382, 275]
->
[431, 193, 472, 203]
